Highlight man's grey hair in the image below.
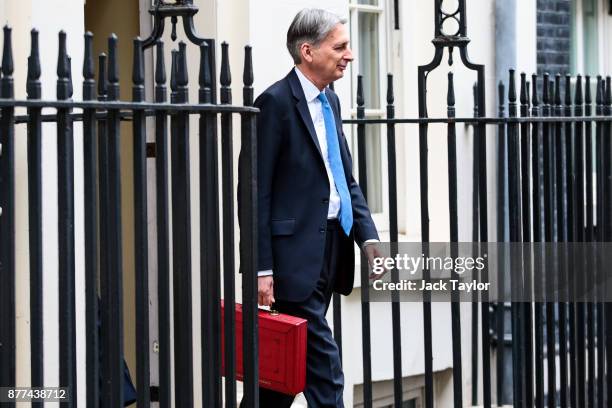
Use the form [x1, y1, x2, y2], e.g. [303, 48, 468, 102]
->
[286, 9, 347, 65]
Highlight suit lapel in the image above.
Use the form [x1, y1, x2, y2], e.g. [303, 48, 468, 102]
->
[287, 70, 323, 158]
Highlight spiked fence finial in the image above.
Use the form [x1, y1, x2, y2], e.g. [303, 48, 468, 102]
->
[531, 74, 539, 107]
[575, 74, 583, 105]
[554, 74, 561, 106]
[133, 37, 145, 102]
[108, 34, 119, 100]
[83, 32, 95, 101]
[447, 72, 455, 108]
[98, 53, 108, 100]
[155, 41, 166, 103]
[243, 45, 253, 106]
[508, 69, 516, 103]
[170, 49, 178, 96]
[520, 72, 528, 106]
[199, 42, 212, 103]
[27, 29, 41, 99]
[596, 75, 603, 106]
[57, 31, 70, 100]
[220, 42, 231, 104]
[565, 74, 572, 106]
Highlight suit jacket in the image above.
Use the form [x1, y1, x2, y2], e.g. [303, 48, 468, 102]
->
[239, 69, 378, 302]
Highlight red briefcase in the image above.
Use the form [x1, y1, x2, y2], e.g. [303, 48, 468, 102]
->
[221, 301, 308, 395]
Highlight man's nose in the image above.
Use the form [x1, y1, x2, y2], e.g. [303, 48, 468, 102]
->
[344, 47, 354, 62]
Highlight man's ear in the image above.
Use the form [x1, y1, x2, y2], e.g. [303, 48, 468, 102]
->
[300, 43, 314, 63]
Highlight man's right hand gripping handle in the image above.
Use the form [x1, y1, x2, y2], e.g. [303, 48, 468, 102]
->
[258, 275, 275, 306]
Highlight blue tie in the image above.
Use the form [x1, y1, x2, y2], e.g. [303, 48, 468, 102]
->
[317, 91, 353, 235]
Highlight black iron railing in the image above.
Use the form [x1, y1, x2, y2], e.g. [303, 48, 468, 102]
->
[0, 22, 259, 408]
[342, 67, 612, 407]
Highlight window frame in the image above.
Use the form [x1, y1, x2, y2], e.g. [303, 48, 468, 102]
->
[348, 0, 390, 231]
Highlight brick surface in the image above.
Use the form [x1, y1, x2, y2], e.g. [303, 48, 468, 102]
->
[537, 0, 571, 75]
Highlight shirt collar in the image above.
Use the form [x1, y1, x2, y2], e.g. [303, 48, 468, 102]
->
[294, 66, 323, 103]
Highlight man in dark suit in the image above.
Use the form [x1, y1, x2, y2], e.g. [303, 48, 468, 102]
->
[241, 8, 381, 407]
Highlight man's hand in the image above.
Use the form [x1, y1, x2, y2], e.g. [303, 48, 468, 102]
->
[364, 242, 387, 280]
[258, 276, 275, 306]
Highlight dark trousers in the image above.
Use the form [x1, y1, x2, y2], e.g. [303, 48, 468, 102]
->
[243, 219, 345, 408]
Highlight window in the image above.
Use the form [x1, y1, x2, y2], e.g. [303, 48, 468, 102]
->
[349, 0, 387, 219]
[571, 0, 600, 75]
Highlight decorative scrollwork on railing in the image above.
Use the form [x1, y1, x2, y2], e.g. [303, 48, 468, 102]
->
[433, 0, 469, 48]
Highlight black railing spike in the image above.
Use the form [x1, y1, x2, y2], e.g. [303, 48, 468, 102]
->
[531, 74, 539, 107]
[27, 28, 41, 99]
[549, 80, 555, 105]
[606, 76, 611, 105]
[170, 49, 178, 93]
[67, 55, 73, 98]
[2, 25, 13, 78]
[83, 33, 95, 101]
[220, 42, 231, 104]
[565, 74, 572, 106]
[199, 42, 210, 88]
[57, 31, 69, 80]
[98, 53, 108, 98]
[575, 75, 583, 105]
[220, 42, 231, 87]
[243, 45, 253, 107]
[508, 69, 516, 103]
[387, 74, 394, 105]
[243, 45, 253, 87]
[108, 34, 119, 100]
[132, 37, 145, 86]
[108, 34, 119, 84]
[596, 75, 603, 106]
[554, 74, 561, 106]
[155, 41, 166, 85]
[585, 76, 592, 105]
[357, 74, 364, 107]
[83, 32, 94, 80]
[447, 72, 455, 107]
[527, 81, 531, 106]
[520, 73, 528, 105]
[178, 41, 188, 88]
[199, 42, 211, 103]
[543, 73, 550, 105]
[57, 31, 70, 100]
[498, 81, 505, 110]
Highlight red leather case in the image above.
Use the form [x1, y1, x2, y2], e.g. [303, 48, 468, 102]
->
[221, 301, 308, 395]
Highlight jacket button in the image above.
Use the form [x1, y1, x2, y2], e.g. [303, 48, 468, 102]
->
[319, 227, 325, 233]
[322, 198, 329, 203]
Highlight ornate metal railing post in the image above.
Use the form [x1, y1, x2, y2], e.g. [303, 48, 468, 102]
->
[142, 0, 217, 102]
[417, 2, 490, 407]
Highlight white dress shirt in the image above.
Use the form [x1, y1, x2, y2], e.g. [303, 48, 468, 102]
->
[294, 66, 342, 219]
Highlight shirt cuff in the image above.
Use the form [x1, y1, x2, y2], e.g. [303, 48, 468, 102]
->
[362, 239, 379, 249]
[258, 270, 273, 277]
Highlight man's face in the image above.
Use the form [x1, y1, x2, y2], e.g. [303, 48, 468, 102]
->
[308, 23, 353, 85]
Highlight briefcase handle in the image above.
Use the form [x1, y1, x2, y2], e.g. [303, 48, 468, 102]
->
[257, 305, 280, 316]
